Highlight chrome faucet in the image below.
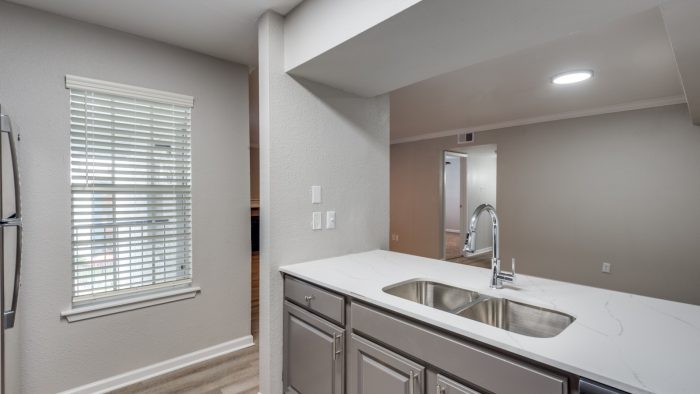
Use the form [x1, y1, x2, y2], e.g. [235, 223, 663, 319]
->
[463, 204, 515, 289]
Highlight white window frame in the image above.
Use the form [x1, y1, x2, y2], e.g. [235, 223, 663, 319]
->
[62, 76, 199, 321]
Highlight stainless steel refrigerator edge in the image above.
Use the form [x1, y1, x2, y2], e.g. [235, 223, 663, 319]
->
[0, 105, 23, 394]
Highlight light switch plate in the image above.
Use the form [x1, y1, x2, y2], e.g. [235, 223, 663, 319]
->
[311, 186, 322, 204]
[326, 211, 336, 229]
[312, 212, 322, 230]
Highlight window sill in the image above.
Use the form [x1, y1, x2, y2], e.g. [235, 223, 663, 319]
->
[61, 286, 201, 323]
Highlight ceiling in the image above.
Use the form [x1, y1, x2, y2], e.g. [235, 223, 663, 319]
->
[390, 8, 684, 143]
[9, 0, 692, 140]
[661, 0, 700, 125]
[8, 0, 304, 65]
[288, 0, 670, 97]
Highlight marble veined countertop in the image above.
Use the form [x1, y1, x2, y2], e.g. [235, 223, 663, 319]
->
[280, 250, 700, 394]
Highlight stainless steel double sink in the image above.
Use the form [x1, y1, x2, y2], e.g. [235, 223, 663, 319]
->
[383, 280, 574, 338]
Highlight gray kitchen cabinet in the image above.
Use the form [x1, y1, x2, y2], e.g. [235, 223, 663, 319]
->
[428, 371, 482, 394]
[283, 301, 345, 394]
[283, 274, 586, 394]
[351, 302, 569, 394]
[348, 333, 425, 394]
[285, 276, 345, 325]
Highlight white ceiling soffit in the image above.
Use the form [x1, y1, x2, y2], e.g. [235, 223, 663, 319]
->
[284, 0, 422, 71]
[287, 0, 672, 97]
[389, 7, 685, 144]
[7, 0, 304, 65]
[661, 0, 700, 125]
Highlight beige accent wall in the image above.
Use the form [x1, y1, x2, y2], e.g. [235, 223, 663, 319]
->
[250, 147, 260, 202]
[391, 104, 700, 305]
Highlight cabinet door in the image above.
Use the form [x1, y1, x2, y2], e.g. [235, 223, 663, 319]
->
[349, 334, 425, 394]
[351, 302, 568, 394]
[284, 301, 344, 394]
[428, 371, 482, 394]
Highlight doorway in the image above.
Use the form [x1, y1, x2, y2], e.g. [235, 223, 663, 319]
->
[441, 145, 497, 267]
[442, 152, 467, 260]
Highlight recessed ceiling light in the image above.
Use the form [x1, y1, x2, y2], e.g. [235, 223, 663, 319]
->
[551, 70, 593, 85]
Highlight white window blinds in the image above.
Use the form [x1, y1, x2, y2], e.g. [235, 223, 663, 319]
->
[67, 76, 194, 303]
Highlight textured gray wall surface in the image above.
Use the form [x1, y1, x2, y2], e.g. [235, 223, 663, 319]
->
[0, 3, 251, 392]
[258, 11, 390, 394]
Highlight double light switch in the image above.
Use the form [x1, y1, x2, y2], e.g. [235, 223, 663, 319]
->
[311, 185, 335, 230]
[312, 212, 322, 230]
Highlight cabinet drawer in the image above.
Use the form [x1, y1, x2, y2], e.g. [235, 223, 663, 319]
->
[428, 371, 483, 394]
[285, 276, 345, 325]
[351, 302, 568, 394]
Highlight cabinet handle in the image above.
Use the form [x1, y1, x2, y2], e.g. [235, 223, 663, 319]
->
[436, 384, 445, 394]
[409, 370, 416, 394]
[304, 295, 315, 305]
[332, 332, 343, 360]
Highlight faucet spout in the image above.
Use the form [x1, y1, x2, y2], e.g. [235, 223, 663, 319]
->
[463, 204, 514, 289]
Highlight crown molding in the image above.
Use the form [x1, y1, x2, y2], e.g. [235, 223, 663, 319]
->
[391, 95, 687, 145]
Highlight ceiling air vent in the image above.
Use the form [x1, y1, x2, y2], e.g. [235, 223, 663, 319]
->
[457, 132, 474, 144]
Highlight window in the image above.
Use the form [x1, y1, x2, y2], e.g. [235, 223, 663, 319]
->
[67, 75, 194, 303]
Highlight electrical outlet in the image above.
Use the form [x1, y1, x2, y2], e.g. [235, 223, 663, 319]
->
[326, 211, 336, 229]
[391, 233, 399, 242]
[602, 262, 611, 274]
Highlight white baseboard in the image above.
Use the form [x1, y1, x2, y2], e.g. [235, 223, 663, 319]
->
[59, 335, 255, 394]
[444, 228, 461, 234]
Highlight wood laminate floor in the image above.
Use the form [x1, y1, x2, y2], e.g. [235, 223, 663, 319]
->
[444, 231, 463, 259]
[251, 252, 259, 338]
[112, 253, 260, 394]
[445, 232, 492, 268]
[447, 253, 492, 268]
[112, 248, 488, 394]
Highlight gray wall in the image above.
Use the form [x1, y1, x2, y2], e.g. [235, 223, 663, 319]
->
[0, 3, 251, 392]
[443, 156, 461, 231]
[249, 69, 260, 202]
[258, 12, 390, 394]
[391, 104, 700, 305]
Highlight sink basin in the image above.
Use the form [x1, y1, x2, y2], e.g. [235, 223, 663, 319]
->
[457, 297, 575, 338]
[383, 279, 574, 338]
[383, 280, 483, 313]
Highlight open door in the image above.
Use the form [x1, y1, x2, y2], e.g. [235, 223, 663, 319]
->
[442, 146, 497, 266]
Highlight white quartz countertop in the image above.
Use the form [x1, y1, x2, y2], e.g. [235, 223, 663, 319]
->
[279, 250, 700, 394]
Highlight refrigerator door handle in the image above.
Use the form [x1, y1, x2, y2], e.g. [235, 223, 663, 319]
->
[1, 217, 21, 330]
[0, 113, 22, 330]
